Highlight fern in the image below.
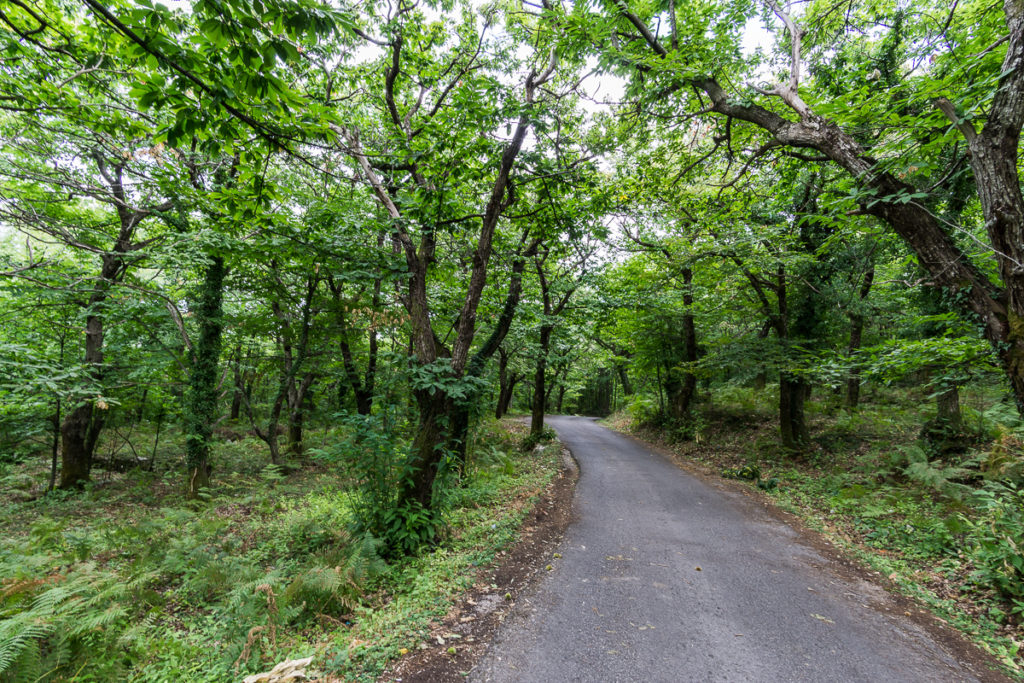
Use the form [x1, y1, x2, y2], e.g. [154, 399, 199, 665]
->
[0, 621, 51, 676]
[904, 459, 973, 501]
[282, 533, 385, 619]
[0, 563, 153, 681]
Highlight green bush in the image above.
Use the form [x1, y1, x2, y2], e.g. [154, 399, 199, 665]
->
[318, 410, 446, 557]
[626, 395, 660, 425]
[961, 483, 1024, 617]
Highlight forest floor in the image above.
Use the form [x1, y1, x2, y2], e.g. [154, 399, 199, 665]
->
[0, 418, 571, 682]
[607, 385, 1024, 679]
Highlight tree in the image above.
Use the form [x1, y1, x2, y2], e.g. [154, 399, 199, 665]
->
[529, 242, 594, 436]
[568, 0, 1024, 414]
[340, 3, 561, 515]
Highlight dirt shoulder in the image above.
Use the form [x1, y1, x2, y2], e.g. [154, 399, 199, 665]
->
[380, 446, 579, 682]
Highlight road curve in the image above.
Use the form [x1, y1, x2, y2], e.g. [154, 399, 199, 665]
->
[470, 416, 1005, 683]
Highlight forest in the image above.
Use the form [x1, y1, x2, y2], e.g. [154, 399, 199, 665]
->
[1, 0, 1024, 680]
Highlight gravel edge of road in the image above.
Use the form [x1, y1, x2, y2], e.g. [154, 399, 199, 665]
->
[381, 445, 580, 682]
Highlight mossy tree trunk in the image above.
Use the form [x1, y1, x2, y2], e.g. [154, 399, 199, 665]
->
[185, 255, 226, 497]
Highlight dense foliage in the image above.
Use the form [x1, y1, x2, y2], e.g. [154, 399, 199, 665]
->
[2, 0, 1024, 679]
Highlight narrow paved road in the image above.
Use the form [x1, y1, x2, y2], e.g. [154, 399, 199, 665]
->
[470, 416, 1005, 682]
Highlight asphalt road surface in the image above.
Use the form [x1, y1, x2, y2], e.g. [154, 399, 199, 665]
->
[470, 416, 1004, 683]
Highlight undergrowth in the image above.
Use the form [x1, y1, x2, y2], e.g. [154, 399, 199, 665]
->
[0, 418, 560, 682]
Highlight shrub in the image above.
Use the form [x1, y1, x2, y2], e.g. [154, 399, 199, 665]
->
[626, 395, 660, 425]
[961, 483, 1024, 618]
[316, 411, 446, 557]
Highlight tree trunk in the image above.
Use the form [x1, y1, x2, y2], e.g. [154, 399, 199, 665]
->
[448, 402, 472, 474]
[617, 364, 634, 396]
[48, 398, 60, 493]
[230, 390, 242, 420]
[184, 255, 226, 497]
[59, 403, 100, 488]
[496, 374, 519, 419]
[287, 418, 302, 455]
[48, 336, 65, 493]
[845, 267, 874, 409]
[287, 374, 315, 456]
[664, 268, 699, 421]
[230, 351, 244, 420]
[937, 384, 963, 432]
[779, 373, 809, 450]
[496, 348, 512, 419]
[336, 309, 375, 416]
[752, 321, 771, 390]
[59, 303, 107, 488]
[398, 392, 454, 510]
[531, 325, 553, 437]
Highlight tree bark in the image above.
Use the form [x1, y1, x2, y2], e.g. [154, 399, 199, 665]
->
[936, 383, 962, 432]
[396, 392, 453, 510]
[48, 398, 61, 493]
[230, 348, 244, 420]
[779, 373, 809, 450]
[59, 256, 116, 488]
[496, 363, 520, 419]
[286, 373, 315, 456]
[496, 347, 512, 419]
[662, 268, 699, 420]
[184, 255, 226, 497]
[617, 365, 634, 396]
[530, 325, 553, 437]
[845, 267, 874, 408]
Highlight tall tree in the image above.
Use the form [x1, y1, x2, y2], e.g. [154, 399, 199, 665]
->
[572, 0, 1024, 413]
[341, 3, 561, 515]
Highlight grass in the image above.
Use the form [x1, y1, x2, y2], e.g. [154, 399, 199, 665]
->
[612, 382, 1024, 679]
[0, 417, 562, 682]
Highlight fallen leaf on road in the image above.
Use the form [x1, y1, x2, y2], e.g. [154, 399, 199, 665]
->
[811, 613, 834, 625]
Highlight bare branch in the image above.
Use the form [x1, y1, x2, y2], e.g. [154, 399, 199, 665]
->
[935, 97, 979, 144]
[765, 0, 803, 92]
